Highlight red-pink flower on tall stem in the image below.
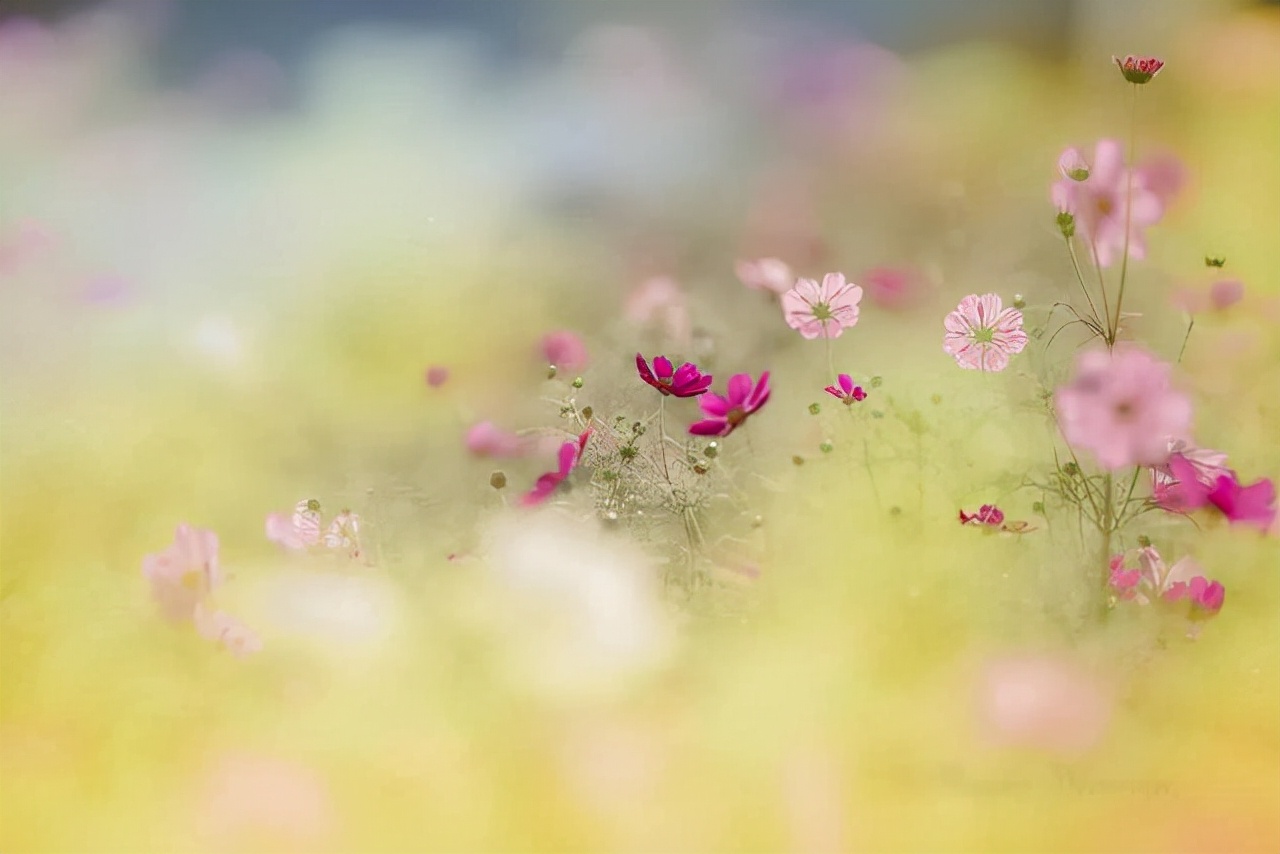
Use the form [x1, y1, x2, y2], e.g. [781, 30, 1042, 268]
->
[1113, 55, 1164, 85]
[1051, 140, 1163, 268]
[1054, 346, 1192, 470]
[636, 353, 712, 397]
[824, 374, 866, 405]
[736, 258, 793, 296]
[689, 373, 771, 437]
[541, 331, 590, 372]
[521, 430, 592, 507]
[142, 524, 223, 622]
[782, 273, 862, 339]
[943, 294, 1027, 372]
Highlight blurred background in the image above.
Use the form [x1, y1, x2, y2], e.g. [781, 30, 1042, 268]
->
[2, 0, 1279, 852]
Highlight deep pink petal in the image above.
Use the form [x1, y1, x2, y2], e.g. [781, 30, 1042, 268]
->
[726, 373, 753, 405]
[699, 392, 731, 417]
[688, 418, 728, 436]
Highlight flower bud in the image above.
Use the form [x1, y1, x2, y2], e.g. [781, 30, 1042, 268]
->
[1204, 255, 1226, 268]
[1137, 535, 1152, 547]
[808, 402, 821, 415]
[571, 376, 584, 389]
[489, 471, 507, 489]
[547, 364, 558, 379]
[1056, 211, 1076, 238]
[704, 442, 719, 459]
[791, 455, 804, 466]
[870, 376, 883, 388]
[1057, 147, 1090, 182]
[820, 441, 834, 453]
[580, 406, 593, 420]
[1013, 294, 1026, 310]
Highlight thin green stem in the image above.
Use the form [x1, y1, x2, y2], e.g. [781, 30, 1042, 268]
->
[1087, 238, 1114, 347]
[1065, 238, 1105, 332]
[1112, 83, 1139, 344]
[1177, 316, 1195, 364]
[825, 335, 835, 381]
[657, 396, 670, 480]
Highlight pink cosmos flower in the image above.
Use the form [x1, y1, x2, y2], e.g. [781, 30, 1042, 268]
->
[1135, 152, 1185, 209]
[824, 374, 866, 405]
[1188, 576, 1225, 617]
[1108, 555, 1143, 601]
[425, 365, 449, 388]
[959, 504, 1005, 527]
[782, 273, 862, 339]
[1151, 442, 1230, 508]
[1156, 454, 1277, 531]
[266, 499, 323, 550]
[1052, 140, 1163, 268]
[861, 266, 925, 310]
[521, 429, 592, 507]
[194, 603, 263, 658]
[974, 654, 1112, 756]
[689, 373, 771, 437]
[636, 353, 712, 397]
[1210, 279, 1244, 310]
[465, 421, 532, 458]
[1113, 55, 1164, 85]
[1054, 346, 1192, 470]
[323, 510, 362, 558]
[625, 276, 690, 343]
[942, 294, 1028, 372]
[142, 524, 223, 622]
[541, 331, 590, 372]
[736, 258, 794, 295]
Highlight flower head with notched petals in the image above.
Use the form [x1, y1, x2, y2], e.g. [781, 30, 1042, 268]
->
[1113, 55, 1164, 85]
[1054, 346, 1192, 470]
[824, 374, 866, 405]
[943, 294, 1028, 372]
[636, 353, 712, 397]
[521, 429, 592, 507]
[1158, 454, 1277, 532]
[1052, 140, 1163, 268]
[142, 524, 222, 622]
[689, 373, 770, 437]
[782, 273, 862, 339]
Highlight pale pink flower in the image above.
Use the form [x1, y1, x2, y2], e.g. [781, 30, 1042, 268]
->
[974, 654, 1112, 756]
[1210, 279, 1244, 310]
[736, 258, 793, 295]
[194, 603, 263, 658]
[624, 276, 690, 343]
[541, 331, 589, 372]
[322, 510, 362, 558]
[1054, 346, 1192, 470]
[266, 500, 323, 550]
[861, 266, 925, 310]
[465, 421, 531, 458]
[1051, 140, 1163, 268]
[1135, 152, 1185, 208]
[425, 365, 449, 388]
[142, 524, 223, 622]
[942, 294, 1027, 372]
[782, 273, 862, 339]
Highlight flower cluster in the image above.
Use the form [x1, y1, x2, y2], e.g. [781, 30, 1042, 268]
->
[1108, 546, 1224, 621]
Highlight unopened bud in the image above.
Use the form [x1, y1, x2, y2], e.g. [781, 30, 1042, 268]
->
[1205, 255, 1226, 268]
[1113, 54, 1164, 85]
[580, 406, 593, 420]
[547, 364, 558, 379]
[1057, 147, 1090, 182]
[808, 402, 821, 415]
[1057, 211, 1076, 238]
[1013, 294, 1026, 310]
[870, 376, 883, 388]
[571, 376, 584, 389]
[1032, 501, 1045, 515]
[792, 455, 805, 466]
[1063, 461, 1080, 476]
[819, 441, 834, 453]
[1137, 534, 1152, 547]
[489, 471, 507, 489]
[704, 442, 719, 459]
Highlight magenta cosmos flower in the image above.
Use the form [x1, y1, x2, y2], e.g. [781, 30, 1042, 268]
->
[782, 273, 862, 339]
[689, 373, 770, 437]
[1113, 55, 1164, 85]
[1159, 455, 1277, 532]
[824, 374, 866, 405]
[942, 294, 1028, 372]
[959, 504, 1005, 527]
[141, 523, 223, 622]
[636, 353, 712, 397]
[1055, 346, 1192, 471]
[521, 429, 592, 507]
[1052, 139, 1163, 268]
